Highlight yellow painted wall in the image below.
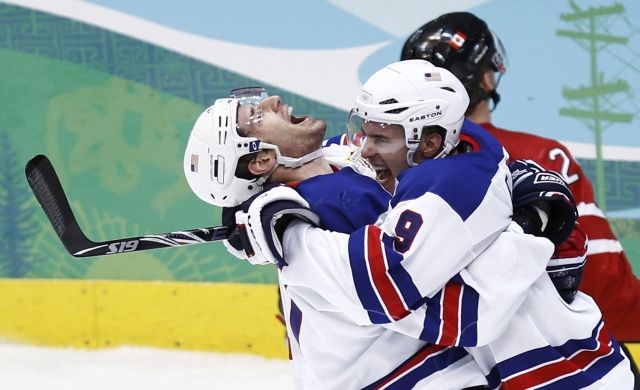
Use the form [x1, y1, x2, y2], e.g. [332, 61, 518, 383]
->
[0, 278, 638, 369]
[0, 279, 287, 358]
[627, 343, 640, 367]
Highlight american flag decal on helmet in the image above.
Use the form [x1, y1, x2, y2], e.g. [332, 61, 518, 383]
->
[425, 72, 442, 81]
[190, 154, 198, 172]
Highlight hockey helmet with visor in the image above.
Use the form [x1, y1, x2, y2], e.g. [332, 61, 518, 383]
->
[184, 87, 323, 207]
[346, 60, 469, 166]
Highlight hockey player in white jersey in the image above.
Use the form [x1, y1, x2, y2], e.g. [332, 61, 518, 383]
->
[185, 86, 493, 388]
[303, 61, 631, 388]
[184, 62, 633, 388]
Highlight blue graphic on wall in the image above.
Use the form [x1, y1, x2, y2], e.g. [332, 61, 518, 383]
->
[80, 0, 639, 149]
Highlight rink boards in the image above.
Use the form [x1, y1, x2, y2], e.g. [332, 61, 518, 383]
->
[0, 278, 638, 365]
[0, 279, 287, 358]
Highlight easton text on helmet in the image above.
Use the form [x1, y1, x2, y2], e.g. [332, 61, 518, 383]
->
[409, 110, 443, 122]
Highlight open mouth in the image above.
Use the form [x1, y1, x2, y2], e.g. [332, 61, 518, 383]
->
[374, 167, 392, 185]
[287, 105, 309, 125]
[291, 114, 308, 125]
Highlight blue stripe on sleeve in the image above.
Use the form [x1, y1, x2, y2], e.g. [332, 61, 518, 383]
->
[485, 322, 623, 389]
[555, 321, 600, 357]
[290, 300, 303, 345]
[459, 284, 479, 346]
[348, 227, 389, 324]
[543, 340, 623, 390]
[380, 233, 423, 310]
[420, 290, 443, 343]
[368, 347, 470, 390]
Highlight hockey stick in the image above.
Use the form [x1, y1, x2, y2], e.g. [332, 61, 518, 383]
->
[25, 155, 232, 258]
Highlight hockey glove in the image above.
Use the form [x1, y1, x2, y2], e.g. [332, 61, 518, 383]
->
[510, 159, 578, 245]
[547, 224, 588, 304]
[221, 205, 248, 260]
[234, 184, 320, 267]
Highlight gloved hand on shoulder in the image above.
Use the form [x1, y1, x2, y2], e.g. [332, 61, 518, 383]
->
[221, 184, 320, 267]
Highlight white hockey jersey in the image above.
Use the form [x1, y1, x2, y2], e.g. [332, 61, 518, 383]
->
[281, 220, 554, 389]
[472, 278, 633, 389]
[276, 121, 633, 388]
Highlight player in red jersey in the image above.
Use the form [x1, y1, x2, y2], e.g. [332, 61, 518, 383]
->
[479, 124, 640, 340]
[400, 12, 640, 345]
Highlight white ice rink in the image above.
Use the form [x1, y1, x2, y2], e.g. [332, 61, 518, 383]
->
[0, 344, 294, 390]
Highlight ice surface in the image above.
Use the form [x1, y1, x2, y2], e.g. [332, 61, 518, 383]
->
[0, 344, 293, 390]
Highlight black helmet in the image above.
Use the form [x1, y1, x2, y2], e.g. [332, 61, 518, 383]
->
[401, 12, 508, 112]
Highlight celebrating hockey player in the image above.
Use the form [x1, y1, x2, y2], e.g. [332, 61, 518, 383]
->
[401, 12, 640, 345]
[184, 61, 633, 388]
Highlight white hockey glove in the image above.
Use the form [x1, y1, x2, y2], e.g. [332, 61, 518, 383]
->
[231, 184, 320, 267]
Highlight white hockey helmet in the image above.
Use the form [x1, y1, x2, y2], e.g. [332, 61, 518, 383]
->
[184, 88, 276, 207]
[184, 87, 324, 207]
[347, 60, 469, 165]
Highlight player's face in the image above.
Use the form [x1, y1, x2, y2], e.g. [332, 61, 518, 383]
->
[360, 121, 408, 186]
[236, 96, 326, 157]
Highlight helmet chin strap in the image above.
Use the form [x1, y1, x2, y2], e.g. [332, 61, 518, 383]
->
[489, 89, 501, 112]
[432, 143, 454, 159]
[276, 148, 324, 168]
[254, 143, 324, 186]
[488, 72, 503, 112]
[259, 142, 324, 169]
[407, 149, 418, 167]
[406, 142, 454, 166]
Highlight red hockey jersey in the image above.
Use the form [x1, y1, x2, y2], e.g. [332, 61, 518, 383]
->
[482, 122, 640, 341]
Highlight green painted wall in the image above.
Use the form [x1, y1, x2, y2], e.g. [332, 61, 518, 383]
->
[0, 3, 638, 282]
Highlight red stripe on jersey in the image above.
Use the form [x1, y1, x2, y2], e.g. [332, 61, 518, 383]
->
[577, 215, 617, 240]
[502, 324, 614, 389]
[366, 225, 410, 321]
[568, 323, 613, 368]
[374, 344, 449, 390]
[438, 282, 462, 346]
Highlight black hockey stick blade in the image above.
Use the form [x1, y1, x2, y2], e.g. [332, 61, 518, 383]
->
[25, 154, 232, 258]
